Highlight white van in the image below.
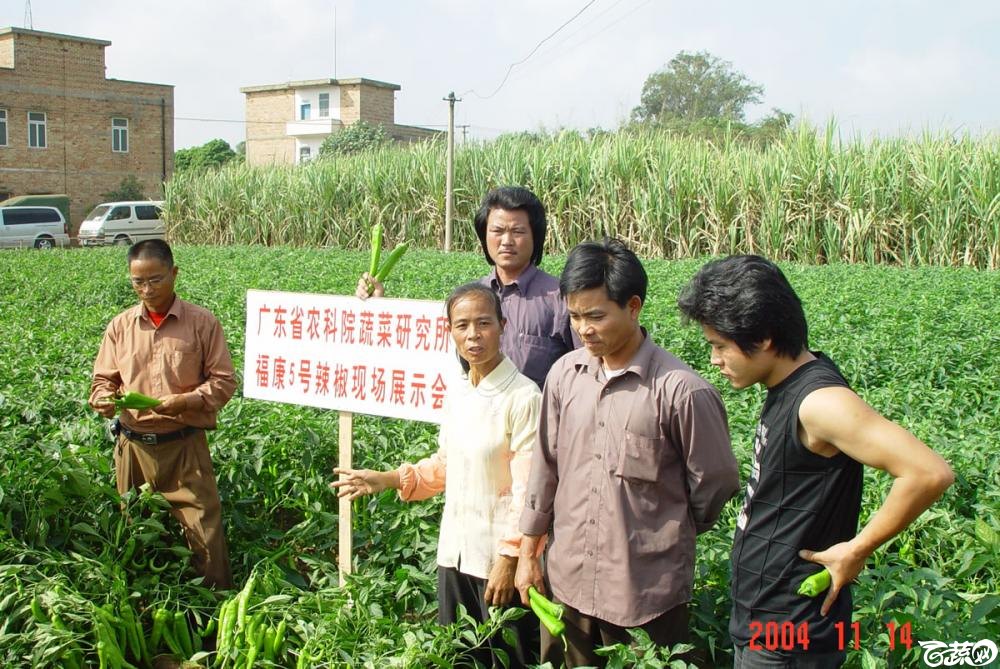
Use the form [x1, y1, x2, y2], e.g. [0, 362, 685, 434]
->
[78, 201, 166, 246]
[0, 206, 71, 249]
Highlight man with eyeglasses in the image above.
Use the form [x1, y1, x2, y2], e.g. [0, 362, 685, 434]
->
[88, 239, 236, 589]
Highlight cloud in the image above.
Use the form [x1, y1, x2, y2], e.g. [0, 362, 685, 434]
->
[843, 44, 965, 93]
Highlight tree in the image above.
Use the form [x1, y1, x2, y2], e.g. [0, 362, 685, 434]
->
[319, 121, 390, 157]
[752, 107, 795, 142]
[632, 50, 764, 125]
[174, 139, 237, 174]
[100, 175, 145, 202]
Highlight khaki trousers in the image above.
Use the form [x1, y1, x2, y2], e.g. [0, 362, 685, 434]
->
[115, 429, 233, 589]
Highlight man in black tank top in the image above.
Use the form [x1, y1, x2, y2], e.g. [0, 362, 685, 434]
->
[678, 255, 954, 668]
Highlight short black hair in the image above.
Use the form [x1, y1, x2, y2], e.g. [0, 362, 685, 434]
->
[559, 237, 647, 307]
[127, 239, 173, 268]
[445, 282, 505, 374]
[473, 186, 547, 266]
[677, 255, 808, 358]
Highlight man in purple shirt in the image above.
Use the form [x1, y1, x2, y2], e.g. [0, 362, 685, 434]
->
[358, 186, 575, 388]
[514, 238, 739, 668]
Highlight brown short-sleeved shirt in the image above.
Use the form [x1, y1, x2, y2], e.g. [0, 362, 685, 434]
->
[89, 297, 237, 433]
[519, 332, 739, 626]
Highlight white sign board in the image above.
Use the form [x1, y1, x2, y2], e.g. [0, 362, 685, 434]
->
[243, 290, 460, 423]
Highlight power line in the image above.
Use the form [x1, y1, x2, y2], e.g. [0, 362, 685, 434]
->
[511, 0, 655, 83]
[535, 0, 632, 52]
[464, 0, 598, 100]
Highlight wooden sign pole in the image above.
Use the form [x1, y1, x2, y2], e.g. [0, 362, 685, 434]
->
[338, 410, 353, 586]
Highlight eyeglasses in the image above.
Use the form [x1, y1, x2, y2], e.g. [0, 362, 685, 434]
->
[130, 275, 167, 288]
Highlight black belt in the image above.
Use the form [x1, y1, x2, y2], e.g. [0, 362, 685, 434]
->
[116, 420, 200, 445]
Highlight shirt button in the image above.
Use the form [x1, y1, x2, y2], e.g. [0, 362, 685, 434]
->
[598, 420, 605, 427]
[591, 487, 597, 493]
[587, 550, 593, 556]
[595, 453, 602, 460]
[588, 519, 595, 525]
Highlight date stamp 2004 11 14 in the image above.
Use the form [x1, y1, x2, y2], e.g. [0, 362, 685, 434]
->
[747, 620, 913, 653]
[747, 621, 999, 667]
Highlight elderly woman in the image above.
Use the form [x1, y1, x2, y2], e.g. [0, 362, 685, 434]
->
[332, 282, 542, 667]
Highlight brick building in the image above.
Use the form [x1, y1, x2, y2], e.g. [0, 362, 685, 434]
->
[0, 27, 172, 232]
[241, 78, 439, 166]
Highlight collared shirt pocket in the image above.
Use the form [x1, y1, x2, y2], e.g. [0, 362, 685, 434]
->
[615, 430, 662, 483]
[163, 345, 204, 391]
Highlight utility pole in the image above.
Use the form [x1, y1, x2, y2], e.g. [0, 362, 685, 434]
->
[443, 92, 460, 252]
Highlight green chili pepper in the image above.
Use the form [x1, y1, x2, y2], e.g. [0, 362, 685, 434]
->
[263, 625, 277, 662]
[97, 640, 109, 669]
[373, 241, 409, 283]
[30, 595, 48, 623]
[149, 554, 171, 573]
[369, 223, 384, 279]
[534, 604, 566, 639]
[124, 612, 143, 663]
[132, 616, 148, 666]
[197, 617, 218, 638]
[120, 538, 137, 565]
[797, 568, 832, 597]
[528, 586, 564, 619]
[161, 620, 184, 658]
[115, 391, 162, 410]
[272, 619, 287, 658]
[528, 587, 566, 639]
[214, 599, 237, 667]
[97, 622, 135, 669]
[174, 611, 194, 658]
[150, 608, 169, 652]
[236, 573, 256, 634]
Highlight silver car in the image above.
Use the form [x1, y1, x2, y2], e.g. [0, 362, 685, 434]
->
[0, 206, 71, 249]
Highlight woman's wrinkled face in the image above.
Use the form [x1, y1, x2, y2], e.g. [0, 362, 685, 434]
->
[449, 293, 504, 367]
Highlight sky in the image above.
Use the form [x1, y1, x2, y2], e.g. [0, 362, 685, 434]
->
[4, 0, 998, 150]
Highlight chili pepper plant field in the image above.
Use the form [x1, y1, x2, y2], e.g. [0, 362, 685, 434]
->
[0, 246, 997, 668]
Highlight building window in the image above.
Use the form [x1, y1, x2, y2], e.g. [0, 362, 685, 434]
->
[299, 146, 312, 163]
[300, 103, 311, 120]
[0, 109, 7, 146]
[112, 117, 129, 153]
[28, 111, 47, 148]
[319, 93, 330, 117]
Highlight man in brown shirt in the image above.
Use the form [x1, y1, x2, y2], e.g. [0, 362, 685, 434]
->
[89, 239, 236, 588]
[515, 238, 739, 667]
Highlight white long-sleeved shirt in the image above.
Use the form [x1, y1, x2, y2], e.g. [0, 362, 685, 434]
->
[396, 356, 541, 580]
